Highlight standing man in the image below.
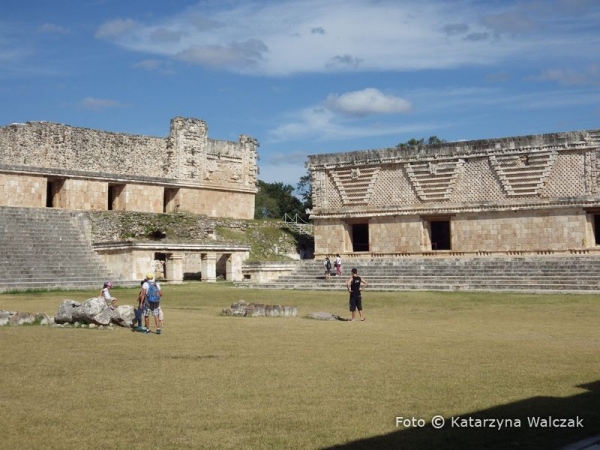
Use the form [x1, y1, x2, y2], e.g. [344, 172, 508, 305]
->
[346, 268, 367, 321]
[142, 272, 163, 334]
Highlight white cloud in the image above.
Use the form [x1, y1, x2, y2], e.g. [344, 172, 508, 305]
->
[268, 83, 600, 144]
[269, 88, 412, 141]
[39, 23, 69, 34]
[325, 88, 411, 116]
[174, 39, 268, 71]
[80, 97, 126, 110]
[133, 59, 162, 71]
[267, 150, 309, 166]
[530, 64, 600, 88]
[92, 0, 600, 76]
[269, 106, 435, 143]
[132, 59, 175, 75]
[95, 18, 139, 39]
[480, 12, 537, 36]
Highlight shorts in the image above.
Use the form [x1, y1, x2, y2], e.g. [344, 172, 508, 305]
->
[143, 301, 161, 317]
[349, 294, 362, 312]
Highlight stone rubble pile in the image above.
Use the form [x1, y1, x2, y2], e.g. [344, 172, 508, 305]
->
[0, 310, 53, 326]
[55, 297, 135, 327]
[0, 297, 135, 328]
[222, 300, 297, 317]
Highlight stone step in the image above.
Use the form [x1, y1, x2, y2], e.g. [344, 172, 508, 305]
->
[237, 281, 600, 292]
[0, 279, 139, 293]
[284, 270, 600, 278]
[0, 206, 115, 290]
[241, 256, 600, 292]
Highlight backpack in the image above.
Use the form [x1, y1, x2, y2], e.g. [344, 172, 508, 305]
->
[326, 260, 331, 270]
[146, 282, 160, 303]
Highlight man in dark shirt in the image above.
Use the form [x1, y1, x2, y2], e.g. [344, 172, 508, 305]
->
[346, 267, 368, 321]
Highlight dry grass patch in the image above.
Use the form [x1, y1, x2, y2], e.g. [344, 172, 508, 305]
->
[1, 284, 599, 449]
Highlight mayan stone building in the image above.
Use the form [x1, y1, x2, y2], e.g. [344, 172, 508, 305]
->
[307, 129, 600, 257]
[0, 117, 258, 219]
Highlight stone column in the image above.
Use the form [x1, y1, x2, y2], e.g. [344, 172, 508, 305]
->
[226, 253, 244, 282]
[201, 252, 217, 282]
[166, 253, 184, 283]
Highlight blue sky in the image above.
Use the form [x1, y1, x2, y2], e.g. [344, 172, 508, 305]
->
[2, 0, 600, 187]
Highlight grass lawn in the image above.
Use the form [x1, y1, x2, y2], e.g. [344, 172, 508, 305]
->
[0, 284, 599, 450]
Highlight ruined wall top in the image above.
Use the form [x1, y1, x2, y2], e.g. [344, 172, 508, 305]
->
[307, 129, 600, 168]
[0, 117, 259, 192]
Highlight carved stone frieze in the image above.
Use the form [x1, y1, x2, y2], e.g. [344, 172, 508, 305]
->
[489, 151, 557, 196]
[328, 166, 380, 205]
[405, 159, 464, 201]
[584, 148, 600, 195]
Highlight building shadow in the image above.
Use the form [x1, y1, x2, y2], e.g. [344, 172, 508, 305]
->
[323, 381, 600, 450]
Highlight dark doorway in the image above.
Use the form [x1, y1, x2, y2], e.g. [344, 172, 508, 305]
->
[431, 221, 451, 250]
[46, 179, 64, 208]
[163, 188, 180, 213]
[46, 181, 54, 208]
[108, 184, 124, 211]
[154, 253, 167, 280]
[352, 223, 369, 252]
[594, 215, 600, 245]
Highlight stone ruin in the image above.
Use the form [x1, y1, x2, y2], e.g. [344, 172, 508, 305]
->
[222, 300, 297, 317]
[55, 297, 135, 327]
[0, 310, 53, 326]
[0, 297, 136, 329]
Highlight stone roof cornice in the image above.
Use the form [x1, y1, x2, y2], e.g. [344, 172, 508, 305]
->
[307, 129, 600, 169]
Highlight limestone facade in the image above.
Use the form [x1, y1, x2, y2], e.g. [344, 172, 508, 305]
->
[308, 129, 600, 257]
[0, 117, 258, 219]
[93, 242, 249, 283]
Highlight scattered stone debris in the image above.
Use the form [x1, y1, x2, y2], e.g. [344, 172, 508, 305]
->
[0, 297, 135, 329]
[222, 300, 297, 317]
[0, 310, 53, 326]
[55, 298, 135, 327]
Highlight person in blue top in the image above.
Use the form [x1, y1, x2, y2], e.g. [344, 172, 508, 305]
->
[346, 268, 367, 321]
[142, 272, 163, 334]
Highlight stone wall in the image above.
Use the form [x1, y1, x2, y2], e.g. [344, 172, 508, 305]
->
[309, 129, 600, 256]
[0, 117, 258, 219]
[0, 173, 45, 207]
[178, 189, 255, 218]
[60, 179, 107, 210]
[0, 121, 167, 177]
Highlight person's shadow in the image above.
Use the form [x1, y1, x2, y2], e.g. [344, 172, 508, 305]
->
[323, 381, 600, 450]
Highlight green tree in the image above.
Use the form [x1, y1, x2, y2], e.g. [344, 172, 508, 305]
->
[254, 180, 303, 219]
[296, 171, 312, 218]
[397, 136, 447, 147]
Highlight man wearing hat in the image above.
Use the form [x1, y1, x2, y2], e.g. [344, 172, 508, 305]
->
[142, 272, 163, 334]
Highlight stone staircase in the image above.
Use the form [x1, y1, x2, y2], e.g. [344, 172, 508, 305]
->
[0, 207, 117, 292]
[236, 256, 600, 293]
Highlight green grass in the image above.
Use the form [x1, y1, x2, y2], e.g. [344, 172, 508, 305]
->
[215, 222, 301, 261]
[1, 285, 599, 449]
